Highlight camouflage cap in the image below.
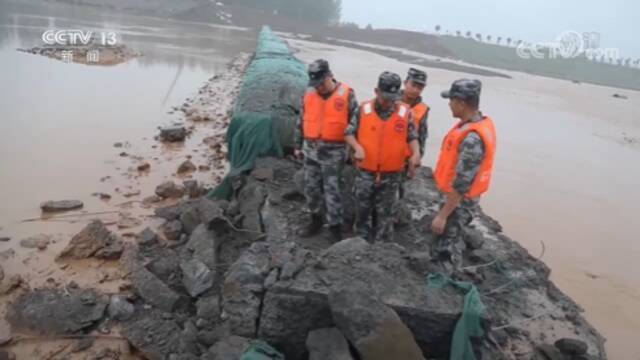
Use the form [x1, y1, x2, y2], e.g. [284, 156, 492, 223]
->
[308, 59, 331, 87]
[441, 79, 482, 101]
[407, 68, 427, 86]
[377, 71, 402, 101]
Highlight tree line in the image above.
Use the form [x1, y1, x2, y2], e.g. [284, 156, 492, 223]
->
[225, 0, 342, 26]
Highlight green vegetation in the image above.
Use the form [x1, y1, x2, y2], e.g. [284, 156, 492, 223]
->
[437, 35, 640, 91]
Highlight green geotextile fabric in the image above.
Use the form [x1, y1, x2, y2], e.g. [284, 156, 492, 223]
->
[427, 273, 485, 360]
[240, 340, 285, 360]
[209, 26, 307, 199]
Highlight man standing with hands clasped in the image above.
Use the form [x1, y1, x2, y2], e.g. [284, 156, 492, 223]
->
[345, 71, 421, 243]
[430, 79, 497, 270]
[294, 59, 358, 242]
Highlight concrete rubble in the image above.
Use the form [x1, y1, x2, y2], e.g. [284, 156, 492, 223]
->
[3, 157, 608, 359]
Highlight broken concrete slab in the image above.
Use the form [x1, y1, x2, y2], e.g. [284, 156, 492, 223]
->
[178, 160, 197, 174]
[155, 205, 181, 221]
[183, 180, 200, 198]
[163, 220, 184, 241]
[180, 203, 201, 235]
[555, 338, 588, 355]
[306, 327, 353, 360]
[7, 289, 107, 335]
[236, 181, 266, 233]
[138, 227, 159, 247]
[204, 336, 250, 360]
[94, 235, 124, 260]
[108, 295, 135, 321]
[222, 241, 270, 338]
[329, 288, 425, 360]
[197, 296, 221, 321]
[59, 220, 112, 259]
[40, 200, 83, 212]
[131, 264, 182, 312]
[197, 198, 227, 228]
[160, 126, 187, 142]
[180, 258, 214, 297]
[156, 181, 185, 199]
[464, 228, 486, 250]
[122, 311, 183, 360]
[258, 239, 462, 359]
[182, 223, 218, 270]
[534, 344, 565, 360]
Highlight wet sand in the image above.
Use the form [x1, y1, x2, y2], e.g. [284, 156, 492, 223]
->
[287, 38, 640, 359]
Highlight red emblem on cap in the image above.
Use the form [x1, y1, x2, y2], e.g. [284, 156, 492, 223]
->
[394, 120, 406, 133]
[334, 98, 346, 112]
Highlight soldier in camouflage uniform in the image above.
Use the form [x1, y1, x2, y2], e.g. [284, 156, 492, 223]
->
[345, 72, 421, 243]
[402, 68, 430, 159]
[396, 68, 430, 225]
[294, 59, 358, 241]
[431, 79, 497, 271]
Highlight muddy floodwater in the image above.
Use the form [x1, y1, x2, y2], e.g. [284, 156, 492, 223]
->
[1, 1, 640, 359]
[0, 0, 255, 236]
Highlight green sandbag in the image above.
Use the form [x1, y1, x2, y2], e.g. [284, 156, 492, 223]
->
[233, 26, 307, 150]
[240, 340, 285, 360]
[427, 273, 485, 360]
[209, 26, 308, 199]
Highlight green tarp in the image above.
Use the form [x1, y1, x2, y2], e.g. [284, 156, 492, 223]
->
[427, 273, 486, 360]
[240, 340, 285, 360]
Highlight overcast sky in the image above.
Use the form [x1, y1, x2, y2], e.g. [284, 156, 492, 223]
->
[341, 0, 639, 59]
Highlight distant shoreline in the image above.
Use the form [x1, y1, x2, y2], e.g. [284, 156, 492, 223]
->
[30, 0, 640, 92]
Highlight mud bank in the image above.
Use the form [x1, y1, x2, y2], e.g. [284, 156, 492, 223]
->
[2, 157, 608, 360]
[17, 44, 142, 66]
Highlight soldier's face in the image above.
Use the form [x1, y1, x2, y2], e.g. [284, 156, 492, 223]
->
[315, 75, 334, 94]
[404, 80, 425, 99]
[449, 98, 464, 118]
[375, 88, 395, 110]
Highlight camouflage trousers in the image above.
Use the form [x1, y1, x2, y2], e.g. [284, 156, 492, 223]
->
[354, 170, 401, 243]
[394, 165, 411, 225]
[431, 205, 473, 269]
[303, 155, 343, 226]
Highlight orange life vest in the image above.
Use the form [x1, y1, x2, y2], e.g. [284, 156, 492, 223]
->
[409, 102, 429, 129]
[357, 100, 411, 173]
[434, 116, 496, 198]
[404, 101, 429, 157]
[303, 83, 351, 142]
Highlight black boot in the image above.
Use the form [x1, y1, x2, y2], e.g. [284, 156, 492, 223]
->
[299, 214, 323, 237]
[329, 224, 343, 242]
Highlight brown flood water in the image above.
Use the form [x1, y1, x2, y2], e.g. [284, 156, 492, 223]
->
[289, 38, 640, 359]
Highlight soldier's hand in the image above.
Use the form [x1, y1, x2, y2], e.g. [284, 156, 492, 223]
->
[430, 214, 447, 235]
[410, 153, 421, 168]
[407, 163, 416, 179]
[353, 145, 365, 161]
[294, 149, 304, 160]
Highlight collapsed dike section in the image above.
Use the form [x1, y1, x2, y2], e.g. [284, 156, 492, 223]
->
[5, 27, 607, 360]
